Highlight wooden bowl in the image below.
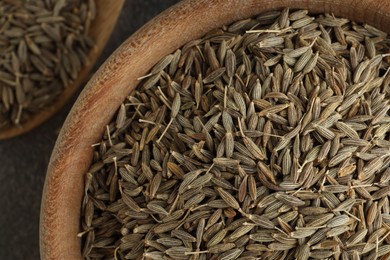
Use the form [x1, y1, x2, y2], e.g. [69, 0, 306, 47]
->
[40, 0, 390, 259]
[0, 0, 124, 140]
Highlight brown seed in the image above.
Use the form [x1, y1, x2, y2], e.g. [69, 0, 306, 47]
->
[372, 186, 390, 200]
[248, 175, 257, 201]
[217, 188, 240, 210]
[346, 229, 368, 246]
[81, 10, 390, 260]
[258, 37, 284, 48]
[203, 67, 226, 84]
[238, 175, 248, 203]
[122, 193, 141, 212]
[171, 229, 197, 242]
[247, 214, 275, 229]
[226, 224, 254, 241]
[275, 193, 305, 207]
[290, 228, 317, 239]
[207, 228, 228, 248]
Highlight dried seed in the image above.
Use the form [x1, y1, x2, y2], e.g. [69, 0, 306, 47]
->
[81, 10, 390, 260]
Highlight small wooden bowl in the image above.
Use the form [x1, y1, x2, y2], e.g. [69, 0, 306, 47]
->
[0, 0, 124, 140]
[40, 0, 390, 259]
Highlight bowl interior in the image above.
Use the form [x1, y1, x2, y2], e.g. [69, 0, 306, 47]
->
[40, 0, 390, 259]
[0, 0, 124, 140]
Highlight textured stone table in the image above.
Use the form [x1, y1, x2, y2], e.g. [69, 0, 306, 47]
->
[0, 1, 180, 258]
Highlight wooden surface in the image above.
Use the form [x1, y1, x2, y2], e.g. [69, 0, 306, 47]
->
[0, 1, 180, 259]
[0, 0, 123, 140]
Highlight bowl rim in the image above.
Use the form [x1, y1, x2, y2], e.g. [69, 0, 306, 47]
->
[40, 0, 390, 259]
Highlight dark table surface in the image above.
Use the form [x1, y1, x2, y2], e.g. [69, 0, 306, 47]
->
[0, 1, 181, 259]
